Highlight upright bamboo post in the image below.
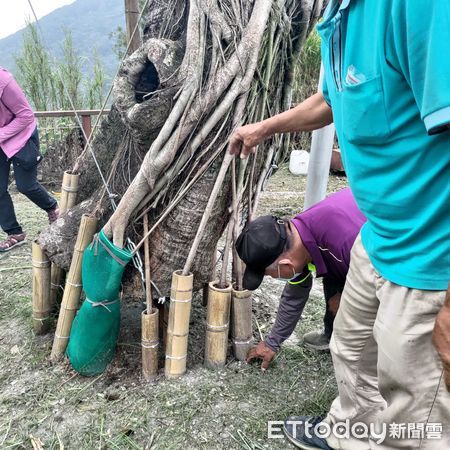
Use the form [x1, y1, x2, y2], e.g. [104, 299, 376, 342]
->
[60, 171, 80, 212]
[165, 270, 193, 379]
[231, 286, 253, 361]
[205, 281, 232, 369]
[51, 214, 97, 361]
[142, 213, 159, 381]
[32, 241, 51, 335]
[142, 309, 159, 381]
[50, 171, 80, 307]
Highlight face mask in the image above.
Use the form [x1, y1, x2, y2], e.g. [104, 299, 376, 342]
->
[277, 264, 303, 282]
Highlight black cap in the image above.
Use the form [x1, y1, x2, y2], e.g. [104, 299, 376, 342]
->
[235, 216, 287, 290]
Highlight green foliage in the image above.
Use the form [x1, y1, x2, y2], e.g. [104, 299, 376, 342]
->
[292, 30, 322, 151]
[15, 22, 105, 111]
[109, 26, 127, 61]
[56, 30, 84, 109]
[14, 24, 54, 111]
[294, 29, 322, 103]
[86, 53, 107, 110]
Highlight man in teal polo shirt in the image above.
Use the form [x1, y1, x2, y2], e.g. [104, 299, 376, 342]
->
[229, 0, 450, 448]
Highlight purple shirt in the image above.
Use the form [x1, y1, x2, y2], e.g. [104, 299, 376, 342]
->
[291, 187, 366, 283]
[0, 67, 36, 158]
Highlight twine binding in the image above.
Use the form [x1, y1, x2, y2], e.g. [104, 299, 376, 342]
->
[86, 298, 119, 312]
[61, 184, 79, 193]
[165, 354, 187, 360]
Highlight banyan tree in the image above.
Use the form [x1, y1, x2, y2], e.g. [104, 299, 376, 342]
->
[38, 0, 326, 297]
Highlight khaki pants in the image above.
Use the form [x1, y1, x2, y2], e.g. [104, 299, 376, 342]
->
[325, 234, 450, 450]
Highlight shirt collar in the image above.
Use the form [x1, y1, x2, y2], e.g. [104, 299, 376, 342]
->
[320, 0, 352, 27]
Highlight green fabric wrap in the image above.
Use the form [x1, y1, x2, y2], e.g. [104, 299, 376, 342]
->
[67, 230, 132, 376]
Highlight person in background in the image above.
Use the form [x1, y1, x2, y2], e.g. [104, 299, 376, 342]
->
[236, 188, 365, 369]
[0, 66, 59, 252]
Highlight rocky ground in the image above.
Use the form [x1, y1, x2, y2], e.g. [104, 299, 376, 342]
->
[0, 165, 348, 449]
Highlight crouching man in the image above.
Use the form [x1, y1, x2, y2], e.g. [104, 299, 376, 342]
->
[236, 187, 365, 370]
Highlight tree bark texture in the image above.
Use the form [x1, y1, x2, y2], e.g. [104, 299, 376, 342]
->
[39, 0, 327, 296]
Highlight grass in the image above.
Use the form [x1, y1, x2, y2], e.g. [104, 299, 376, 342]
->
[0, 169, 347, 449]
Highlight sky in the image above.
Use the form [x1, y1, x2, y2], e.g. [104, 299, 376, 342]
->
[0, 0, 75, 39]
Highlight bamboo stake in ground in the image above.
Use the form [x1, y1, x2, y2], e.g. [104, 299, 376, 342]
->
[60, 170, 81, 212]
[205, 281, 232, 369]
[32, 241, 51, 335]
[50, 171, 81, 307]
[231, 285, 253, 361]
[142, 213, 159, 380]
[143, 214, 152, 314]
[165, 270, 193, 379]
[51, 214, 98, 361]
[142, 309, 159, 381]
[164, 152, 232, 378]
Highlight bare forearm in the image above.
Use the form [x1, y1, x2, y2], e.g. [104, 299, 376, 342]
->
[263, 93, 333, 136]
[228, 93, 333, 157]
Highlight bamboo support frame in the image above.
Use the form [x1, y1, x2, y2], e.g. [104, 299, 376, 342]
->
[204, 281, 232, 369]
[142, 309, 159, 381]
[165, 270, 193, 379]
[50, 171, 80, 307]
[50, 214, 98, 361]
[231, 286, 253, 361]
[32, 241, 52, 335]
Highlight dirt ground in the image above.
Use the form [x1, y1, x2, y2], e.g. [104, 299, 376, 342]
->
[0, 165, 348, 449]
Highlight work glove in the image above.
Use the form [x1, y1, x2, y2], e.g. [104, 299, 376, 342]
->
[432, 285, 450, 392]
[246, 341, 276, 371]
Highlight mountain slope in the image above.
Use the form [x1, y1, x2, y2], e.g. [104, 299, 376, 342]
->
[0, 0, 125, 83]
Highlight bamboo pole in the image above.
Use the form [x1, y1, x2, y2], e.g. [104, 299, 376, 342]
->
[142, 309, 159, 381]
[165, 270, 193, 379]
[231, 285, 253, 361]
[51, 214, 98, 361]
[204, 281, 232, 369]
[32, 241, 51, 335]
[51, 171, 80, 307]
[142, 213, 159, 380]
[143, 214, 152, 314]
[60, 170, 80, 212]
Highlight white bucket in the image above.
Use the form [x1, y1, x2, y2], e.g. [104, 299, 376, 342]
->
[289, 150, 309, 176]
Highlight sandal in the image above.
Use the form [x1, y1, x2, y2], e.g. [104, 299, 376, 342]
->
[0, 233, 27, 252]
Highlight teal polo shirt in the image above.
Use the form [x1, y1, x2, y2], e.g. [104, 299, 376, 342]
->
[317, 0, 450, 290]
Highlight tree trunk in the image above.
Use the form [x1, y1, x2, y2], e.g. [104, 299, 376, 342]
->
[39, 0, 326, 296]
